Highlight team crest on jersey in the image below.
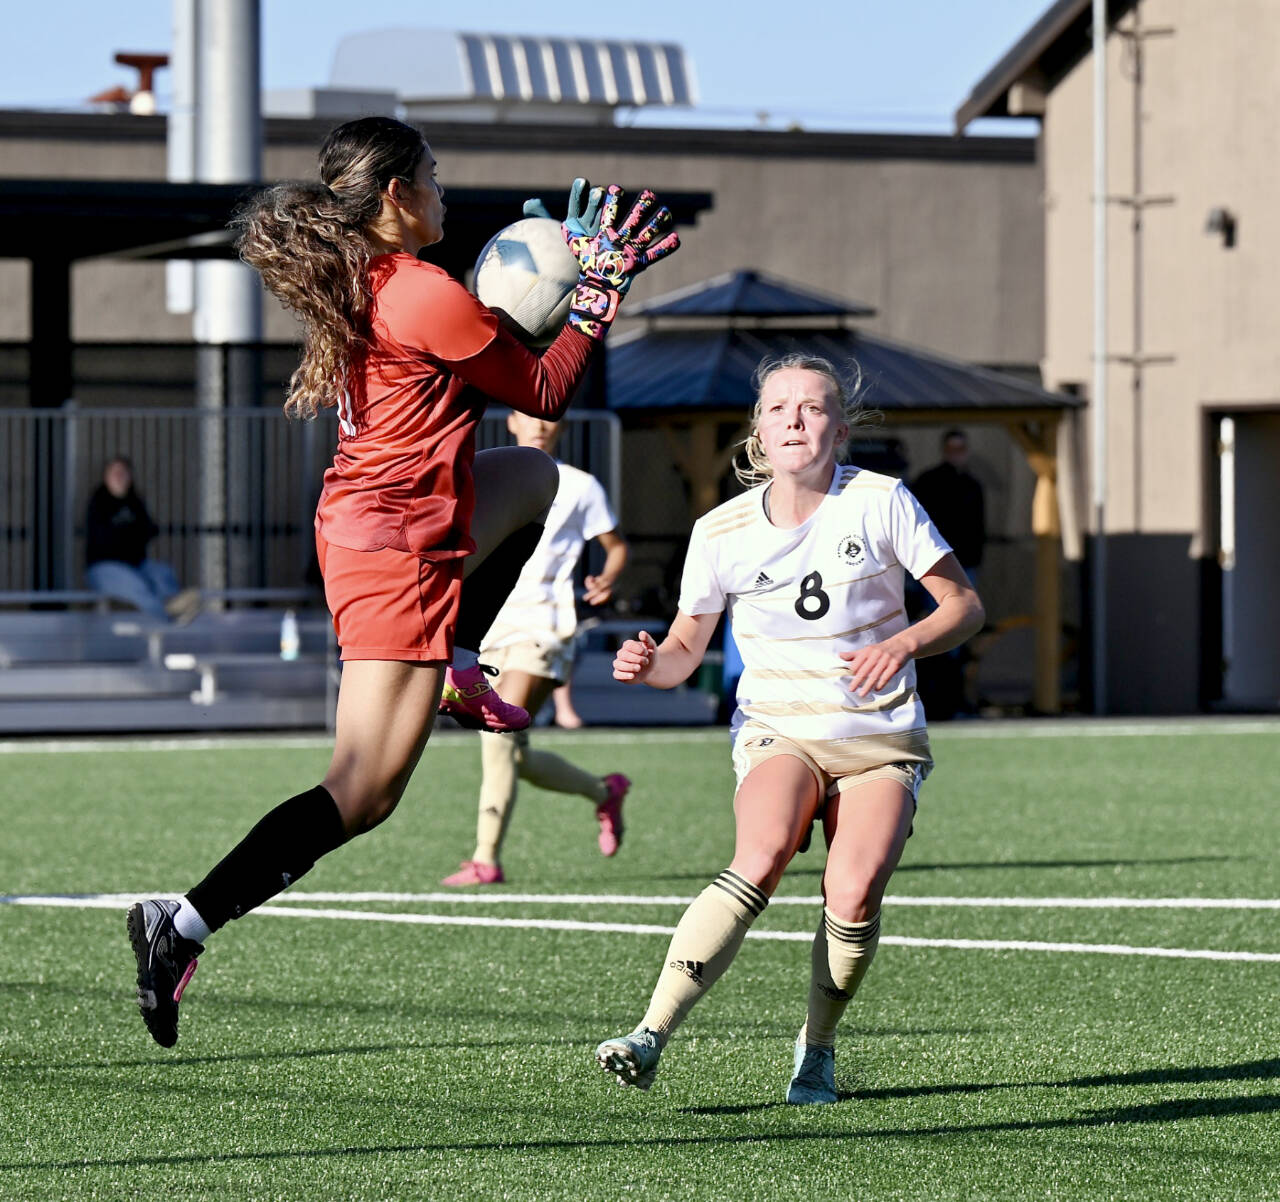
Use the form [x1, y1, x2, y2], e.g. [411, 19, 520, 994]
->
[838, 535, 865, 565]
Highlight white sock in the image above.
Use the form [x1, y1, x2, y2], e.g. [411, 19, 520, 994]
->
[173, 897, 213, 944]
[451, 647, 479, 671]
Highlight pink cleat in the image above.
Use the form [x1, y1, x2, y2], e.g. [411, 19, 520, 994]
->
[441, 860, 505, 886]
[439, 664, 530, 733]
[596, 773, 630, 857]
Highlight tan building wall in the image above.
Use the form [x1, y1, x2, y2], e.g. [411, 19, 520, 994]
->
[0, 115, 1044, 367]
[1034, 0, 1280, 710]
[1044, 0, 1280, 538]
[0, 112, 1057, 709]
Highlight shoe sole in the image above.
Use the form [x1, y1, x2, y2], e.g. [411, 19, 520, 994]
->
[126, 904, 179, 1049]
[595, 1041, 657, 1091]
[438, 702, 529, 733]
[786, 1087, 837, 1104]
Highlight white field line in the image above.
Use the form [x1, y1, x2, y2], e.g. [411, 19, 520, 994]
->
[7, 891, 1279, 911]
[4, 893, 1278, 963]
[2, 717, 1280, 755]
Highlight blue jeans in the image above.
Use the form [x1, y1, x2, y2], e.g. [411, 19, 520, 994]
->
[85, 559, 180, 618]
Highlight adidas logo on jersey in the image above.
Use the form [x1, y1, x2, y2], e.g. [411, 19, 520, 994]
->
[752, 572, 774, 589]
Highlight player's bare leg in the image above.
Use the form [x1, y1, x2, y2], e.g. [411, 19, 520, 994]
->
[323, 660, 446, 834]
[552, 681, 583, 728]
[129, 660, 443, 1047]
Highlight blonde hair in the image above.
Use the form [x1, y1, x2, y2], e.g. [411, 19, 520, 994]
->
[733, 353, 875, 486]
[232, 117, 427, 418]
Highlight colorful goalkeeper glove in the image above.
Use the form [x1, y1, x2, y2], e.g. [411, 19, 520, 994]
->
[522, 177, 606, 239]
[563, 185, 680, 341]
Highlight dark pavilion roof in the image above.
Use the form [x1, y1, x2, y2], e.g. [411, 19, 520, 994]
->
[606, 272, 1080, 415]
[625, 269, 875, 319]
[0, 177, 713, 278]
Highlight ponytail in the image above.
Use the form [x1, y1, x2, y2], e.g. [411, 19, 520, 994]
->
[233, 116, 427, 419]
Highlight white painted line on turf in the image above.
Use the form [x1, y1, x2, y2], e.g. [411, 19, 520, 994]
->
[272, 891, 1280, 911]
[5, 890, 1280, 911]
[5, 894, 1279, 962]
[0, 730, 724, 754]
[929, 718, 1280, 739]
[3, 716, 1279, 755]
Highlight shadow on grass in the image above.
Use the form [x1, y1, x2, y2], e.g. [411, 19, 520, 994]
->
[642, 853, 1240, 883]
[647, 1057, 1280, 1121]
[5, 1093, 1278, 1173]
[852, 1057, 1280, 1102]
[0, 1022, 988, 1077]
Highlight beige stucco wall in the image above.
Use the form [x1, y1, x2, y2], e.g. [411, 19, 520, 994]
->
[1042, 0, 1280, 549]
[0, 121, 1043, 367]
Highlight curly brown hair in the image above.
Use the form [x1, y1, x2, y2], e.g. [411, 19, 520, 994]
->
[233, 117, 428, 418]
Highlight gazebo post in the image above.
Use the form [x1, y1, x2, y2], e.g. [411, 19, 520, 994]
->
[662, 417, 750, 518]
[1007, 416, 1063, 713]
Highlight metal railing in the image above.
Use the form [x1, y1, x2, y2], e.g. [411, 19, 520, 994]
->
[1, 404, 620, 592]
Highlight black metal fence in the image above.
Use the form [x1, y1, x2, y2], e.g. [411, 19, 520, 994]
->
[1, 403, 620, 592]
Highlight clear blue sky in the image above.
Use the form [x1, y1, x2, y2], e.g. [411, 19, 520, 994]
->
[2, 0, 1049, 134]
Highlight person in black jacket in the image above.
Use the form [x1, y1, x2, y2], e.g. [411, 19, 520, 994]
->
[85, 456, 197, 619]
[910, 430, 985, 579]
[909, 430, 985, 718]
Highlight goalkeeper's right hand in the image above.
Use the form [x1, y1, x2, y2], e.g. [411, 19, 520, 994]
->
[523, 177, 605, 239]
[563, 185, 680, 341]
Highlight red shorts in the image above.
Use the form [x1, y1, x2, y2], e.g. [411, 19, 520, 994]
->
[316, 531, 463, 662]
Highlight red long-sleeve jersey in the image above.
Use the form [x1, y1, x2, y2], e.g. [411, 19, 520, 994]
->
[315, 252, 594, 559]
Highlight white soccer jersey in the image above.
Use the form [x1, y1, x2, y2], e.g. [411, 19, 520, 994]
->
[679, 464, 952, 743]
[482, 461, 618, 649]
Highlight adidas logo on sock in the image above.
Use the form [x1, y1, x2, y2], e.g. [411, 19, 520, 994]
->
[670, 958, 706, 985]
[753, 572, 773, 589]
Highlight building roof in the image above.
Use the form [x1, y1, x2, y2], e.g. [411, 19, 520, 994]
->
[0, 177, 712, 277]
[608, 269, 1076, 417]
[626, 269, 875, 319]
[0, 108, 1037, 165]
[954, 0, 1136, 131]
[606, 325, 1079, 415]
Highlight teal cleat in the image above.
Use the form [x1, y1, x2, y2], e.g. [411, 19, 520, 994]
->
[595, 1027, 663, 1091]
[786, 1036, 837, 1104]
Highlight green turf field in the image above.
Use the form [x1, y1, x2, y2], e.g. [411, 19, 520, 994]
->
[2, 720, 1278, 1200]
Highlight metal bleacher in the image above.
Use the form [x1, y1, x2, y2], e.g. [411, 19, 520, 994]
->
[0, 406, 723, 732]
[0, 593, 334, 734]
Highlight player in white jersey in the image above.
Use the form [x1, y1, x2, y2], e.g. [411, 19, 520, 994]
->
[442, 411, 631, 886]
[594, 354, 984, 1101]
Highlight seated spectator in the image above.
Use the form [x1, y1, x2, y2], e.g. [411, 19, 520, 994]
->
[85, 456, 200, 621]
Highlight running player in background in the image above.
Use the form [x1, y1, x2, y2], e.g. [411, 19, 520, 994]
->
[595, 353, 983, 1102]
[442, 412, 630, 886]
[125, 116, 680, 1049]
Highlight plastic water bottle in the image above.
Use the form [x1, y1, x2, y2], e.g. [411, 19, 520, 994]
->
[280, 609, 300, 661]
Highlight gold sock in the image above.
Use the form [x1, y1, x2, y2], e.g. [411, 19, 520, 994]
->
[520, 747, 607, 803]
[799, 909, 880, 1047]
[473, 730, 521, 864]
[640, 869, 769, 1039]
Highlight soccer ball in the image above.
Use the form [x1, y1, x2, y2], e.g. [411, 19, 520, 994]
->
[473, 217, 581, 347]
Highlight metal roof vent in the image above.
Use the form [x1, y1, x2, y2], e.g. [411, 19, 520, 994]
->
[330, 28, 697, 125]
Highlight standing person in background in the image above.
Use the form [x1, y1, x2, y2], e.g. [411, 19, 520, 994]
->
[910, 430, 986, 717]
[594, 354, 983, 1102]
[125, 115, 679, 1049]
[84, 456, 200, 622]
[911, 429, 985, 585]
[443, 411, 630, 886]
